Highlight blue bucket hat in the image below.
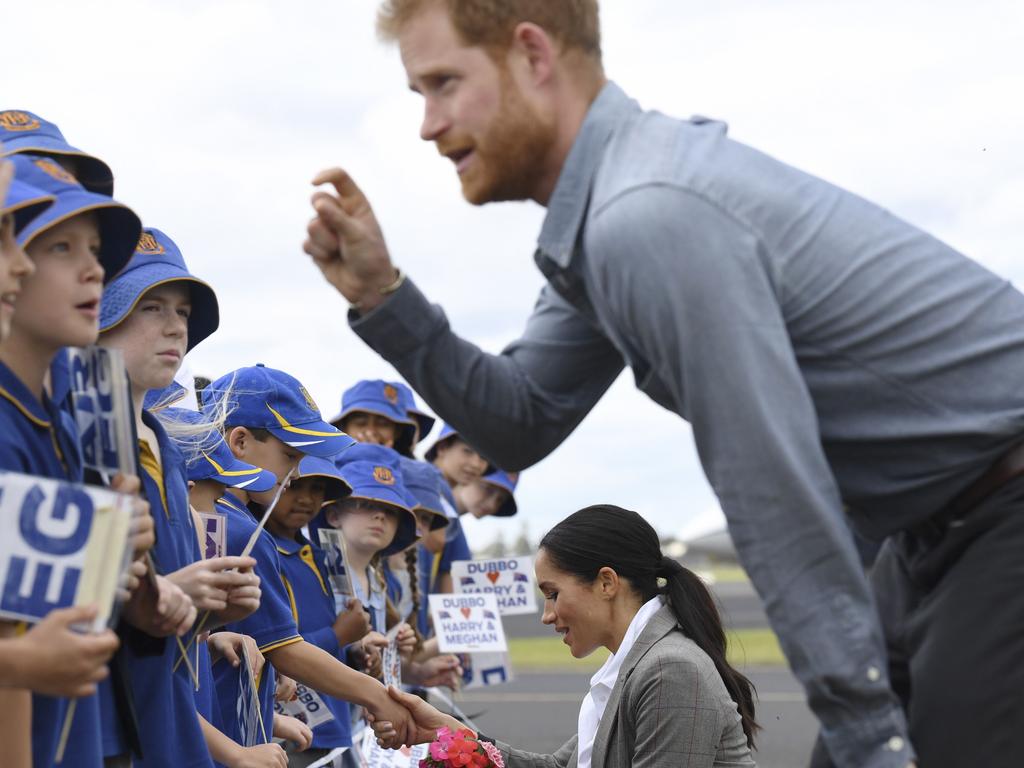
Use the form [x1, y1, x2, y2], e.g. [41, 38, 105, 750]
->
[391, 381, 435, 445]
[99, 228, 220, 352]
[399, 456, 449, 531]
[480, 469, 520, 517]
[0, 110, 114, 195]
[203, 364, 356, 459]
[331, 443, 419, 556]
[294, 455, 351, 505]
[12, 154, 140, 282]
[330, 379, 417, 455]
[162, 407, 277, 492]
[2, 175, 54, 234]
[423, 422, 495, 473]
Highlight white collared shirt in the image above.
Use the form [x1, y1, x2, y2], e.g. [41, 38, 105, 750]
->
[576, 596, 664, 768]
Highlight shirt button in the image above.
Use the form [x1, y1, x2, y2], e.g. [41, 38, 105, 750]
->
[886, 736, 905, 752]
[867, 666, 881, 682]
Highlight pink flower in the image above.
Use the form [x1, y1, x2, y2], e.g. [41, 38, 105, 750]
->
[429, 742, 450, 762]
[436, 727, 453, 748]
[481, 741, 504, 768]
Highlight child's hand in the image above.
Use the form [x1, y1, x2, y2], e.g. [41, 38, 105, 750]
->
[394, 622, 417, 660]
[333, 597, 371, 645]
[274, 674, 297, 703]
[228, 743, 288, 768]
[123, 574, 197, 637]
[166, 557, 258, 615]
[360, 631, 387, 678]
[273, 713, 312, 751]
[405, 654, 463, 690]
[208, 632, 264, 680]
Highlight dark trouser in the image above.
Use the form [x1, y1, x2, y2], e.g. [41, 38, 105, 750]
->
[812, 474, 1024, 768]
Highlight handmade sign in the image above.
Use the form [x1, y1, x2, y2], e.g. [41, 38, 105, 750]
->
[0, 471, 133, 631]
[273, 683, 335, 730]
[236, 642, 266, 746]
[428, 594, 507, 654]
[461, 652, 514, 689]
[357, 725, 429, 768]
[382, 623, 402, 689]
[67, 346, 137, 476]
[197, 511, 226, 560]
[316, 528, 354, 610]
[451, 556, 537, 615]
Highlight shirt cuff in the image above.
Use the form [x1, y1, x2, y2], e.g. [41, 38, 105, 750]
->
[821, 705, 915, 768]
[349, 278, 444, 361]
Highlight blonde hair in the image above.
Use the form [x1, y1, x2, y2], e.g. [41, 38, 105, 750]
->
[154, 373, 236, 466]
[377, 0, 602, 62]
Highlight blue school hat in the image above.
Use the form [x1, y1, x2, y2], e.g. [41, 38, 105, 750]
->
[99, 228, 220, 352]
[162, 407, 278, 492]
[480, 469, 520, 517]
[1, 176, 54, 234]
[12, 154, 140, 281]
[424, 422, 495, 473]
[204, 364, 356, 459]
[143, 380, 188, 411]
[334, 443, 419, 555]
[391, 381, 435, 444]
[330, 379, 417, 455]
[399, 456, 449, 531]
[0, 110, 114, 195]
[294, 455, 351, 505]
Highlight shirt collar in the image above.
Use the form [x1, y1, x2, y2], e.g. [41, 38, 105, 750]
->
[590, 595, 664, 690]
[536, 81, 639, 269]
[0, 360, 52, 428]
[274, 530, 311, 555]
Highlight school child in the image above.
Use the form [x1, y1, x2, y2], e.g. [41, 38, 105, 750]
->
[390, 380, 435, 451]
[265, 455, 375, 767]
[453, 469, 520, 519]
[329, 379, 417, 456]
[0, 163, 47, 339]
[0, 153, 145, 768]
[0, 109, 114, 194]
[99, 227, 266, 767]
[200, 365, 416, 750]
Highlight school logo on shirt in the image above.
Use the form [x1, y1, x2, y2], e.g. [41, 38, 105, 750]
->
[298, 386, 318, 413]
[383, 384, 399, 405]
[0, 111, 41, 132]
[33, 158, 78, 186]
[373, 466, 395, 485]
[136, 232, 165, 255]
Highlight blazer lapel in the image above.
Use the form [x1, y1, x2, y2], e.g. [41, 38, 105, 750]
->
[590, 605, 679, 768]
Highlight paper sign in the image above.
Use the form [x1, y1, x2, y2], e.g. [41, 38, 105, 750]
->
[0, 471, 133, 631]
[451, 556, 537, 615]
[197, 512, 226, 560]
[357, 725, 428, 768]
[67, 346, 137, 477]
[237, 643, 266, 746]
[316, 528, 354, 608]
[428, 594, 508, 654]
[461, 652, 514, 689]
[382, 625, 402, 689]
[274, 683, 335, 730]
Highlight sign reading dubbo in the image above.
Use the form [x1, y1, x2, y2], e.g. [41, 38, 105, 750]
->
[428, 594, 508, 654]
[451, 556, 537, 615]
[0, 471, 133, 630]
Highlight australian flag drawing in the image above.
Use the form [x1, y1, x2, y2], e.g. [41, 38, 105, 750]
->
[439, 611, 452, 619]
[460, 577, 475, 586]
[514, 573, 529, 582]
[483, 610, 497, 620]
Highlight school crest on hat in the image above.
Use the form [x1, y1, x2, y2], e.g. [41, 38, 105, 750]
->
[0, 111, 41, 132]
[33, 158, 78, 186]
[373, 466, 396, 485]
[383, 383, 399, 405]
[136, 231, 166, 255]
[299, 386, 318, 412]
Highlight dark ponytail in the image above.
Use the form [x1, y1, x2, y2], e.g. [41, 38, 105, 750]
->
[540, 505, 759, 748]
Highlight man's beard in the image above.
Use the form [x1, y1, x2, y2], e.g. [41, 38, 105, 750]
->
[461, 71, 556, 205]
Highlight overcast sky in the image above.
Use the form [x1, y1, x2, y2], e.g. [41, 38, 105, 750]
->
[4, 1, 1022, 549]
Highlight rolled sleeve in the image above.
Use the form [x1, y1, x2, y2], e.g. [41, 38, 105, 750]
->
[585, 185, 913, 767]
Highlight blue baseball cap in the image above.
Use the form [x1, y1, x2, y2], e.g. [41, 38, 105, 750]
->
[143, 379, 188, 411]
[294, 455, 351, 505]
[203, 364, 356, 458]
[162, 407, 277, 492]
[391, 381, 435, 444]
[330, 379, 417, 455]
[0, 110, 114, 195]
[1, 175, 54, 234]
[333, 443, 419, 556]
[480, 469, 520, 517]
[399, 456, 449, 531]
[100, 228, 219, 352]
[12, 154, 140, 282]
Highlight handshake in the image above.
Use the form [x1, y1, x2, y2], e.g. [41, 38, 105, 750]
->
[367, 685, 469, 749]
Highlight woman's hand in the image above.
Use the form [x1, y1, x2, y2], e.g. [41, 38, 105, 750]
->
[368, 685, 464, 746]
[208, 632, 264, 680]
[272, 713, 312, 751]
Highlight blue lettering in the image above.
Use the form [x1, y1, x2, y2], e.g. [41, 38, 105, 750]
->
[19, 484, 93, 555]
[2, 557, 80, 616]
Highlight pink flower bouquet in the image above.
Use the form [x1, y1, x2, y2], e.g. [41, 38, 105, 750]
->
[420, 727, 504, 768]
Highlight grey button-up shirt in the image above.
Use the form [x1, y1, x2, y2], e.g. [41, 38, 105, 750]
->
[352, 82, 1024, 767]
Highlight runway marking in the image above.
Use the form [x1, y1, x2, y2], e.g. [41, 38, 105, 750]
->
[450, 692, 806, 704]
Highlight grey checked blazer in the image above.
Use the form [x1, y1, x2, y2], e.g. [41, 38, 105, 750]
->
[494, 605, 756, 768]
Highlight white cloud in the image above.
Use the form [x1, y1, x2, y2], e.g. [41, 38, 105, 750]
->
[3, 1, 1022, 549]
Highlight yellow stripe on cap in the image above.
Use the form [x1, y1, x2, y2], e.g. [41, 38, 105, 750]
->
[266, 403, 339, 437]
[202, 451, 263, 477]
